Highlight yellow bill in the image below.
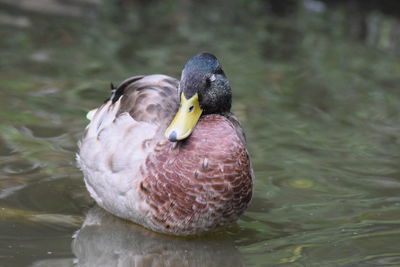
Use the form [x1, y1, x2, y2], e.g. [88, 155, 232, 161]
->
[165, 92, 203, 142]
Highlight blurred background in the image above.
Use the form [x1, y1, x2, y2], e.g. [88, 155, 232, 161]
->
[1, 0, 400, 266]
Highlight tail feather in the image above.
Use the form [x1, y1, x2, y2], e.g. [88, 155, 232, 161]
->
[84, 100, 122, 138]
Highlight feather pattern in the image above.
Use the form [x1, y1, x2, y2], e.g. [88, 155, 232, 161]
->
[77, 74, 253, 236]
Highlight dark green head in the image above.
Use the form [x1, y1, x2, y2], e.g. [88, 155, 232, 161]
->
[179, 53, 232, 115]
[165, 53, 232, 142]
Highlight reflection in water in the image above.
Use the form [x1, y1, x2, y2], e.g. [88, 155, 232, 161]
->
[72, 206, 244, 267]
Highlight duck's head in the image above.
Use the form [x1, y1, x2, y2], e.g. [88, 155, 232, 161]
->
[165, 53, 231, 142]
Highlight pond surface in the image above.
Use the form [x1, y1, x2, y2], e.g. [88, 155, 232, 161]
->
[1, 0, 400, 266]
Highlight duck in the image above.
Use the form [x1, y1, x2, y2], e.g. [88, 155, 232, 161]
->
[77, 53, 253, 236]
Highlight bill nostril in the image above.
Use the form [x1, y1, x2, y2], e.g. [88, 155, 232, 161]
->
[168, 131, 177, 142]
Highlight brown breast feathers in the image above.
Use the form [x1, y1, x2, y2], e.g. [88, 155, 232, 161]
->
[139, 114, 253, 235]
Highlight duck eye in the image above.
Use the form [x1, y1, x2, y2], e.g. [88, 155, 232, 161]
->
[188, 105, 194, 112]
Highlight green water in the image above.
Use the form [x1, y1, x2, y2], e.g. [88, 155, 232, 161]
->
[1, 1, 400, 266]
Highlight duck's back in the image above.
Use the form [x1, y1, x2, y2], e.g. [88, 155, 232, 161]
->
[77, 75, 180, 225]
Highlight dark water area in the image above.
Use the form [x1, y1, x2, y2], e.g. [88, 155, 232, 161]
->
[0, 0, 400, 266]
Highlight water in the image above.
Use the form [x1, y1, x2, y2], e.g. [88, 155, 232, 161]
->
[1, 0, 400, 266]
